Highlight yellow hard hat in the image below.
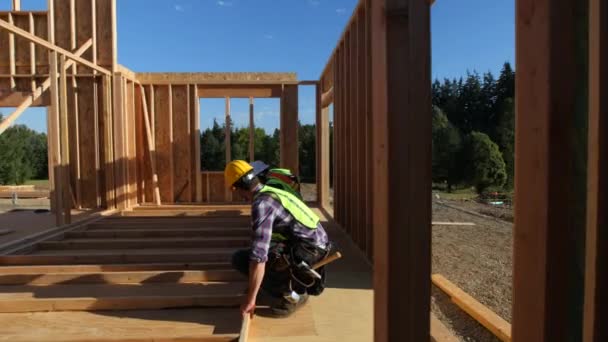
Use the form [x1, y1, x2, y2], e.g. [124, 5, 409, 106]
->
[224, 160, 254, 188]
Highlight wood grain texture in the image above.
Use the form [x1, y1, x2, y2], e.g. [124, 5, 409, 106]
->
[280, 85, 299, 173]
[75, 0, 93, 73]
[172, 85, 191, 203]
[584, 1, 607, 340]
[513, 0, 588, 340]
[154, 85, 174, 203]
[96, 0, 113, 68]
[78, 78, 98, 208]
[372, 1, 432, 341]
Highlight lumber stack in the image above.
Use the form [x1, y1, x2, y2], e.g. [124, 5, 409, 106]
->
[0, 207, 251, 341]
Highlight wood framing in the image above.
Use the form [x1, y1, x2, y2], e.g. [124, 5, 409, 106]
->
[198, 85, 282, 98]
[513, 0, 589, 340]
[371, 1, 432, 341]
[280, 85, 298, 173]
[249, 97, 254, 162]
[316, 83, 330, 209]
[136, 72, 297, 85]
[584, 0, 607, 340]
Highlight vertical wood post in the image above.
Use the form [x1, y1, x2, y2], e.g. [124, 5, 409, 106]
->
[584, 0, 607, 340]
[371, 0, 432, 341]
[513, 0, 589, 340]
[12, 0, 21, 11]
[280, 85, 299, 173]
[249, 97, 255, 162]
[316, 84, 330, 209]
[59, 56, 71, 223]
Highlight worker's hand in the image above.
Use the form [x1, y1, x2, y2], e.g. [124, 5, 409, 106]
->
[241, 298, 256, 317]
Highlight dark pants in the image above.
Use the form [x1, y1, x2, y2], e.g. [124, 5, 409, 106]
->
[231, 242, 329, 298]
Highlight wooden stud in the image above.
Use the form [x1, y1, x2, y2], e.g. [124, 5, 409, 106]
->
[350, 21, 359, 247]
[365, 0, 373, 260]
[192, 85, 202, 203]
[358, 6, 369, 257]
[70, 0, 77, 82]
[371, 1, 432, 341]
[249, 97, 254, 162]
[91, 0, 98, 72]
[112, 74, 127, 209]
[59, 55, 72, 224]
[49, 50, 64, 226]
[225, 96, 232, 202]
[239, 313, 251, 342]
[8, 13, 15, 89]
[12, 0, 21, 11]
[334, 48, 342, 227]
[28, 13, 36, 92]
[344, 31, 351, 236]
[584, 0, 607, 340]
[0, 18, 111, 75]
[280, 85, 299, 173]
[102, 74, 116, 209]
[513, 0, 589, 340]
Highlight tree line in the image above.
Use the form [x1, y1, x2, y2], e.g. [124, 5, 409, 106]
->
[0, 113, 49, 185]
[432, 62, 515, 194]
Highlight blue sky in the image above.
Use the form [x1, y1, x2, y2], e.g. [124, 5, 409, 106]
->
[4, 0, 515, 133]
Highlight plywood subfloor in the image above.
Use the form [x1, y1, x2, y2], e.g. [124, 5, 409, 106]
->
[0, 308, 241, 341]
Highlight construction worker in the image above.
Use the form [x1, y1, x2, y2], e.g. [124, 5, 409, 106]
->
[225, 160, 331, 318]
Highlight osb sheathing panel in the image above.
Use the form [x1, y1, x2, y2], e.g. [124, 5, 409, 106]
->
[171, 85, 191, 203]
[153, 85, 174, 203]
[77, 78, 98, 208]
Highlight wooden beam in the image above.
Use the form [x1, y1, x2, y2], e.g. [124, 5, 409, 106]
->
[102, 74, 115, 209]
[0, 39, 92, 135]
[49, 50, 64, 226]
[249, 97, 254, 162]
[140, 86, 162, 206]
[59, 56, 72, 224]
[192, 85, 202, 203]
[280, 85, 299, 173]
[0, 18, 111, 75]
[238, 313, 252, 342]
[8, 13, 15, 89]
[316, 84, 330, 209]
[225, 96, 232, 202]
[432, 274, 511, 341]
[371, 1, 432, 341]
[198, 85, 282, 98]
[12, 0, 21, 10]
[136, 72, 297, 85]
[513, 0, 589, 340]
[584, 0, 607, 340]
[28, 12, 35, 92]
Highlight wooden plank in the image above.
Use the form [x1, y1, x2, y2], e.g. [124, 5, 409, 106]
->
[584, 0, 607, 340]
[140, 86, 161, 205]
[33, 13, 48, 74]
[12, 12, 29, 88]
[28, 13, 35, 91]
[59, 56, 72, 223]
[430, 314, 459, 342]
[0, 13, 8, 82]
[225, 96, 232, 202]
[172, 85, 191, 202]
[432, 274, 511, 341]
[69, 0, 76, 81]
[0, 269, 242, 286]
[112, 74, 127, 209]
[364, 1, 372, 260]
[350, 20, 359, 248]
[128, 81, 138, 205]
[135, 84, 145, 203]
[431, 222, 475, 226]
[12, 0, 20, 11]
[513, 0, 589, 341]
[198, 85, 282, 98]
[38, 237, 249, 250]
[66, 227, 249, 238]
[320, 86, 333, 108]
[280, 85, 299, 173]
[358, 6, 369, 258]
[239, 313, 252, 342]
[192, 85, 202, 202]
[154, 85, 174, 203]
[334, 47, 341, 227]
[8, 13, 15, 89]
[0, 262, 233, 274]
[249, 97, 254, 162]
[137, 72, 297, 85]
[0, 18, 111, 75]
[344, 30, 351, 236]
[102, 74, 115, 208]
[372, 1, 432, 341]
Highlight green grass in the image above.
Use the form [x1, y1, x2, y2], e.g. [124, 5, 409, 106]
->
[435, 188, 478, 201]
[24, 179, 50, 188]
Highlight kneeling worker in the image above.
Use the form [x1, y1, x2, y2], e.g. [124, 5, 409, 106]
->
[225, 160, 331, 318]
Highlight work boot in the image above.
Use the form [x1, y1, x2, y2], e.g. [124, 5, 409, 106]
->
[269, 293, 309, 318]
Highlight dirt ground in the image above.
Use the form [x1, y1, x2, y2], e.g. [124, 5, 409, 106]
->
[432, 198, 513, 341]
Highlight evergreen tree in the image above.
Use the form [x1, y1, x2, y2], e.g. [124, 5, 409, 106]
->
[432, 106, 463, 191]
[463, 131, 507, 194]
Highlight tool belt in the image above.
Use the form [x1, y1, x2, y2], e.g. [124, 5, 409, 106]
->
[267, 240, 332, 296]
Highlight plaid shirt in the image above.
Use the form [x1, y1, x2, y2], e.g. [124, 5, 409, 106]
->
[249, 185, 329, 263]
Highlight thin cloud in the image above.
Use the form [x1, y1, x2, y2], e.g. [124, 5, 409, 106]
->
[263, 34, 274, 40]
[336, 8, 347, 15]
[308, 0, 320, 6]
[217, 1, 233, 7]
[174, 4, 184, 11]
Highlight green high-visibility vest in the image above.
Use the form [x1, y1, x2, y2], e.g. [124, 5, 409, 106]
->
[256, 185, 320, 230]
